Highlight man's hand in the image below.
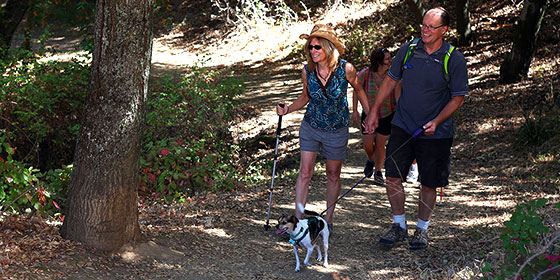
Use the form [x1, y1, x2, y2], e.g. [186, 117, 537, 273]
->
[423, 121, 437, 136]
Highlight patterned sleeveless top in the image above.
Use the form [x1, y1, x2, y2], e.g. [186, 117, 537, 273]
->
[304, 59, 349, 131]
[358, 68, 396, 118]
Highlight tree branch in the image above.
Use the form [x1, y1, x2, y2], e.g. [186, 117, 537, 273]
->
[514, 229, 560, 279]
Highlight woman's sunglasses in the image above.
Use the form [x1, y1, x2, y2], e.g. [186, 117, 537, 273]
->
[308, 44, 322, 50]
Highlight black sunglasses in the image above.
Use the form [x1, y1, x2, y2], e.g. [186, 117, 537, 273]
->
[308, 44, 322, 50]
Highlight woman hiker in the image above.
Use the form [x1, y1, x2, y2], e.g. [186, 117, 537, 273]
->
[352, 48, 401, 185]
[276, 24, 370, 234]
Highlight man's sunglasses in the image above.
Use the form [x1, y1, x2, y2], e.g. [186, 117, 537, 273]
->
[308, 44, 322, 50]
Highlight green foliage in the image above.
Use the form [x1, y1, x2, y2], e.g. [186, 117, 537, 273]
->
[140, 67, 245, 199]
[514, 116, 559, 148]
[0, 49, 89, 170]
[0, 129, 40, 212]
[344, 24, 381, 66]
[0, 129, 68, 217]
[30, 0, 95, 29]
[483, 198, 560, 279]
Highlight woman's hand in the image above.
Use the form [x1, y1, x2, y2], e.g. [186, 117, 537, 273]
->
[351, 110, 360, 123]
[277, 103, 289, 115]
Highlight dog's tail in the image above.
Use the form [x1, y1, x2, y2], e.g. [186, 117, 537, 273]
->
[303, 209, 321, 216]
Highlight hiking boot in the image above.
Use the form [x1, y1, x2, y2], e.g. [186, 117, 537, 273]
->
[406, 169, 419, 184]
[373, 170, 384, 186]
[364, 159, 374, 178]
[409, 227, 428, 250]
[379, 223, 408, 248]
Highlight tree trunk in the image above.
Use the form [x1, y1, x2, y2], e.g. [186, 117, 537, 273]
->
[499, 0, 548, 84]
[0, 0, 29, 55]
[60, 0, 153, 252]
[454, 0, 472, 46]
[405, 0, 425, 27]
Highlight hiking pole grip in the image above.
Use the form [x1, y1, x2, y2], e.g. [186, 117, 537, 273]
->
[277, 103, 285, 136]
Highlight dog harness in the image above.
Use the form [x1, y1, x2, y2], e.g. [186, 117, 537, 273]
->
[289, 217, 325, 247]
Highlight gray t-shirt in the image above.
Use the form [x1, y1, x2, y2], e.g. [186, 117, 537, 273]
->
[388, 39, 468, 139]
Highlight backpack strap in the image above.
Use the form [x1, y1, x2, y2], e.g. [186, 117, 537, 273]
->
[402, 38, 456, 85]
[443, 44, 455, 82]
[402, 37, 421, 70]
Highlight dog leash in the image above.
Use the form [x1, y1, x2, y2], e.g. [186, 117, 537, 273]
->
[320, 127, 425, 216]
[320, 175, 367, 216]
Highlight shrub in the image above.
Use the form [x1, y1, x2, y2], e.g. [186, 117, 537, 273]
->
[0, 49, 89, 171]
[140, 67, 245, 199]
[0, 129, 69, 217]
[483, 198, 560, 279]
[514, 116, 556, 148]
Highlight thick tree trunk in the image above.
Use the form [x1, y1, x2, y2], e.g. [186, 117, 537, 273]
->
[405, 0, 425, 27]
[0, 0, 29, 55]
[60, 0, 153, 252]
[500, 0, 548, 84]
[454, 0, 472, 46]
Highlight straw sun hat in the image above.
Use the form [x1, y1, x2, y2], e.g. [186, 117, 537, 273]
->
[299, 24, 345, 55]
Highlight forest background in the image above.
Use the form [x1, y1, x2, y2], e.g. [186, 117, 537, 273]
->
[0, 0, 559, 279]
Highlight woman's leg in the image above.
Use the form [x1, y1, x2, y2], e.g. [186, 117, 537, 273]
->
[374, 134, 388, 172]
[362, 134, 375, 160]
[324, 159, 343, 223]
[295, 151, 317, 219]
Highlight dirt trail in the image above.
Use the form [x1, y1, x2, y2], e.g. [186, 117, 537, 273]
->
[41, 55, 497, 279]
[9, 4, 555, 277]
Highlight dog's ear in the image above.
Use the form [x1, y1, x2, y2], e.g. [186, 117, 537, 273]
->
[276, 214, 288, 225]
[287, 215, 299, 224]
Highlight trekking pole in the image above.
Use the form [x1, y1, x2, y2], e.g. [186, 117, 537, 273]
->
[264, 104, 285, 231]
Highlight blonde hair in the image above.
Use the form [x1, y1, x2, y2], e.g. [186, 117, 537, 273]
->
[304, 37, 340, 73]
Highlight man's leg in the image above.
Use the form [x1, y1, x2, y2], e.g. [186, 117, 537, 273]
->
[410, 137, 452, 249]
[409, 185, 436, 250]
[295, 151, 317, 219]
[386, 177, 405, 216]
[418, 185, 437, 221]
[378, 126, 414, 247]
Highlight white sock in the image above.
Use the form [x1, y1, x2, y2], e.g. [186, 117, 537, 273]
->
[393, 214, 406, 229]
[417, 218, 430, 230]
[410, 163, 418, 172]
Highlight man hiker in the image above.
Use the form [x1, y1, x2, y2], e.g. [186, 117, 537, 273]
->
[364, 7, 468, 249]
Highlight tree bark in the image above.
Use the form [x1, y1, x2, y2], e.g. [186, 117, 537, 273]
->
[60, 0, 153, 252]
[500, 0, 548, 84]
[0, 0, 29, 55]
[454, 0, 472, 46]
[405, 0, 425, 27]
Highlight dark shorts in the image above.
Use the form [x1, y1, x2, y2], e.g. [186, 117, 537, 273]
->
[299, 120, 349, 160]
[361, 111, 394, 136]
[384, 126, 452, 188]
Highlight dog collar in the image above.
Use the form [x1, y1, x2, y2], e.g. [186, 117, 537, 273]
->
[289, 227, 309, 246]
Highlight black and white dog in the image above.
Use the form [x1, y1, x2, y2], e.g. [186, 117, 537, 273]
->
[275, 206, 329, 272]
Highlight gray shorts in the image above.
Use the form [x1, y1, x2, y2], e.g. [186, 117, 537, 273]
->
[299, 120, 349, 160]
